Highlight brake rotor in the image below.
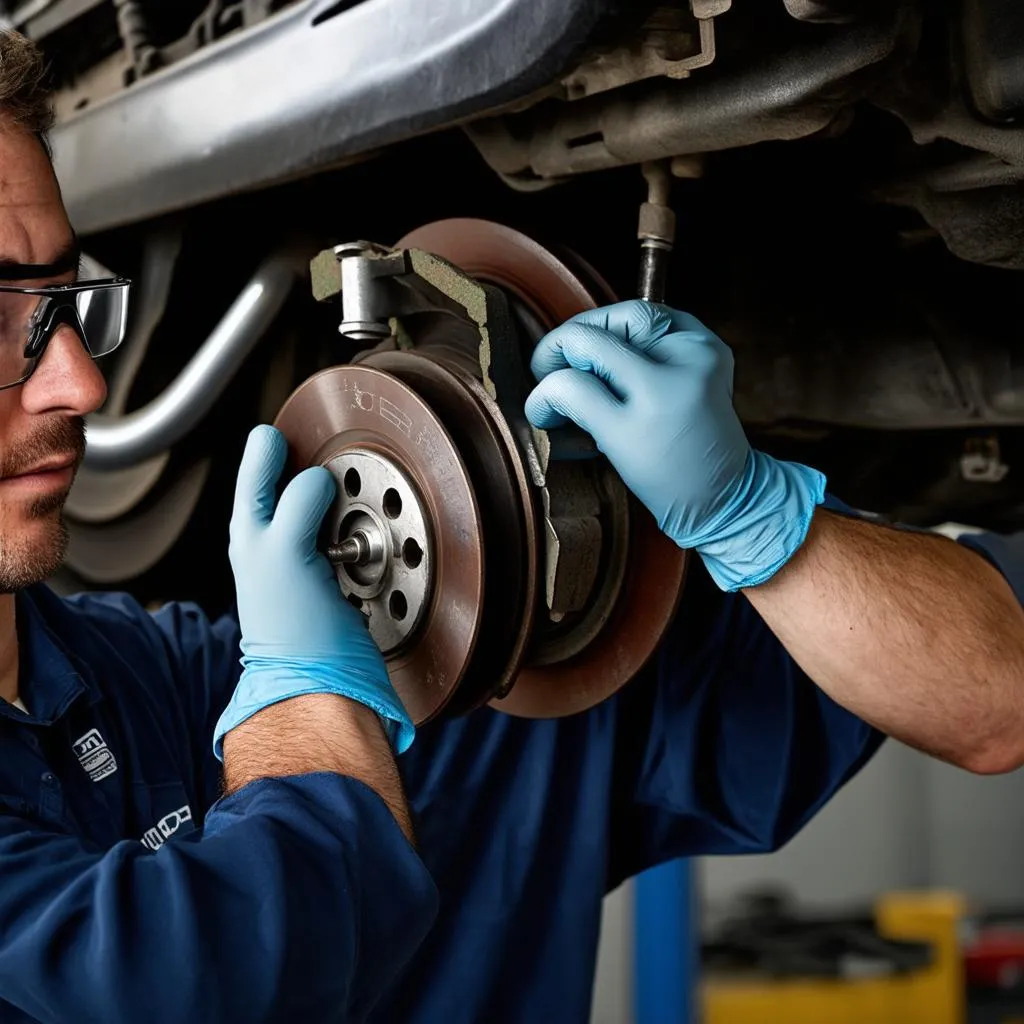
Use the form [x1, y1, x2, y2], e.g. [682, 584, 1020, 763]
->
[397, 218, 604, 328]
[274, 365, 484, 724]
[396, 218, 688, 718]
[364, 350, 537, 714]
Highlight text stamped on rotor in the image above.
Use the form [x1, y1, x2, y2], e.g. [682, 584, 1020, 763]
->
[379, 397, 412, 436]
[345, 379, 413, 438]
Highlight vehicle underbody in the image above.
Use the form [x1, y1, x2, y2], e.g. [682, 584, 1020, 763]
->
[3, 0, 1022, 715]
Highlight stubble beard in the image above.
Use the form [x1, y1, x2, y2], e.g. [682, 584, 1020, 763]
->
[0, 417, 84, 594]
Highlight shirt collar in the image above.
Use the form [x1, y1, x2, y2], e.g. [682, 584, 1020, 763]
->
[6, 585, 99, 726]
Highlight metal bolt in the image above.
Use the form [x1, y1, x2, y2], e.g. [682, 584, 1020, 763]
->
[327, 529, 383, 566]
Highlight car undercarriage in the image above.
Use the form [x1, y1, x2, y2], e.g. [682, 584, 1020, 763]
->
[4, 0, 1023, 716]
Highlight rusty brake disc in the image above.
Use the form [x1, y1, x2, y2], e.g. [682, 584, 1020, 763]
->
[274, 364, 484, 724]
[396, 219, 689, 718]
[364, 349, 537, 714]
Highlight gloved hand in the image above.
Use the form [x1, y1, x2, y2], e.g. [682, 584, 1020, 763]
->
[524, 300, 825, 591]
[213, 424, 414, 760]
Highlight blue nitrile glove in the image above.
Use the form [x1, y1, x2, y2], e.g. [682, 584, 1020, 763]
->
[213, 424, 414, 760]
[524, 300, 825, 591]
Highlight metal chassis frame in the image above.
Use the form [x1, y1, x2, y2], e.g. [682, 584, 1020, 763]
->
[52, 0, 611, 234]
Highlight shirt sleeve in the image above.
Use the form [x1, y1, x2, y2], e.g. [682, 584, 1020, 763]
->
[607, 553, 883, 884]
[956, 531, 1024, 603]
[0, 772, 438, 1024]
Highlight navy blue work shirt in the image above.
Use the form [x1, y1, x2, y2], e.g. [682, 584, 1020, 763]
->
[0, 523, 1019, 1023]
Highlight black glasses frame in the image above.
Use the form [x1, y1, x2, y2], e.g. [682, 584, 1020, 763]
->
[0, 277, 131, 392]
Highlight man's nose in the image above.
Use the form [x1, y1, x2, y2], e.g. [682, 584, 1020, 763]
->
[20, 324, 108, 417]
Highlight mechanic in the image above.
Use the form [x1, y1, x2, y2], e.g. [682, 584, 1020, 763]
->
[0, 30, 432, 1024]
[0, 26, 1023, 1024]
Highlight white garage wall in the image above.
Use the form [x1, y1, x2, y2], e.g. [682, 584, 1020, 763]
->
[925, 756, 1024, 906]
[702, 741, 1024, 913]
[591, 882, 634, 1024]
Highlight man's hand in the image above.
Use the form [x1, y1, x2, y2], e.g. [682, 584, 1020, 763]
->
[526, 301, 1024, 775]
[525, 300, 825, 591]
[214, 426, 416, 831]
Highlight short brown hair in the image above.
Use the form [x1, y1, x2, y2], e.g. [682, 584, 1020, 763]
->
[0, 30, 53, 142]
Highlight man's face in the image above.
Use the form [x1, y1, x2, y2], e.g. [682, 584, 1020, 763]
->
[0, 126, 106, 592]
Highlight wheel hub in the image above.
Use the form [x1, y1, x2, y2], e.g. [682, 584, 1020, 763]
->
[323, 448, 433, 653]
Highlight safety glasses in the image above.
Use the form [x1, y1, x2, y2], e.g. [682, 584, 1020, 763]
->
[0, 277, 131, 391]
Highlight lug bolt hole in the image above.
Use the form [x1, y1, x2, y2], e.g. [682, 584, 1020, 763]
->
[382, 488, 402, 519]
[389, 591, 408, 621]
[344, 469, 361, 498]
[402, 538, 423, 569]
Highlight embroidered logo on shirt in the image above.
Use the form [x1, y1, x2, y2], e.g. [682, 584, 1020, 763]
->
[140, 804, 193, 852]
[71, 728, 118, 782]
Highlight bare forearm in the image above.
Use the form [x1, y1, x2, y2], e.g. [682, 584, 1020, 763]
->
[223, 694, 414, 841]
[744, 510, 1024, 774]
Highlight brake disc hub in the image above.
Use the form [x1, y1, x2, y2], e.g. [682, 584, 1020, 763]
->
[323, 448, 432, 653]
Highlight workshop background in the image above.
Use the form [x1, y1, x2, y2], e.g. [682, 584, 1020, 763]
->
[590, 744, 1024, 1023]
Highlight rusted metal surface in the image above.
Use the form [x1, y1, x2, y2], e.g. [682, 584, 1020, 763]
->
[494, 500, 687, 719]
[432, 357, 540, 697]
[365, 350, 537, 710]
[274, 364, 484, 725]
[561, 4, 723, 101]
[280, 220, 687, 719]
[464, 14, 906, 187]
[398, 220, 616, 629]
[396, 218, 688, 717]
[398, 219, 598, 331]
